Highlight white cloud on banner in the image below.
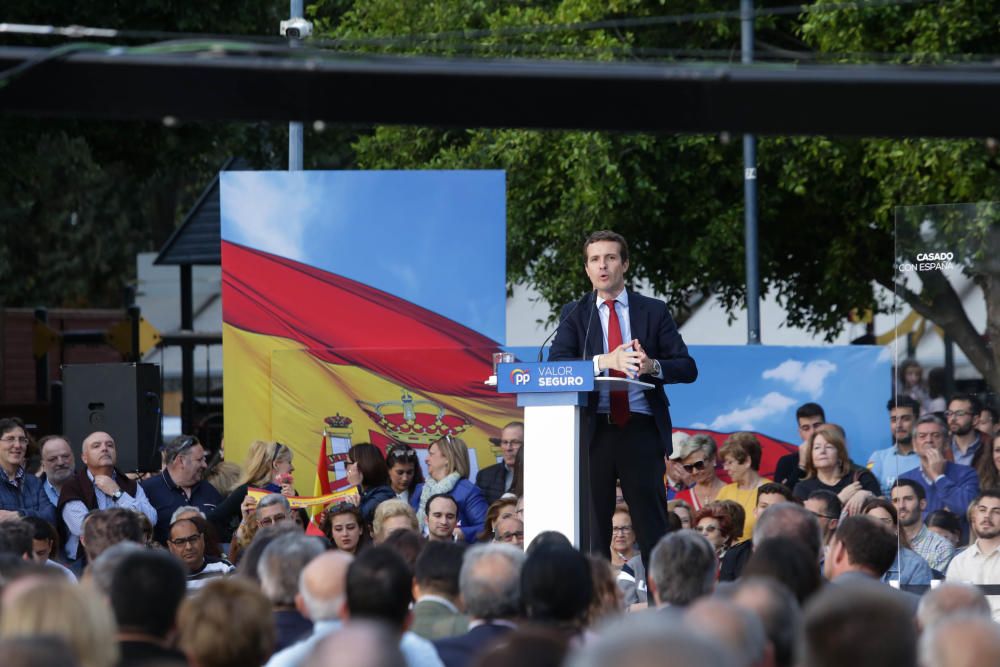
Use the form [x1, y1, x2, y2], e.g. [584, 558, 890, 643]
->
[222, 173, 314, 262]
[762, 359, 837, 399]
[707, 392, 797, 431]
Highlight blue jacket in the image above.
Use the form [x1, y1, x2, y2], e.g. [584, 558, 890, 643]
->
[411, 478, 488, 544]
[0, 468, 56, 524]
[900, 462, 979, 541]
[359, 484, 396, 524]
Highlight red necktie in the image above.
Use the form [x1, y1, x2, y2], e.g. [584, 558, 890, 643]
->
[605, 299, 631, 427]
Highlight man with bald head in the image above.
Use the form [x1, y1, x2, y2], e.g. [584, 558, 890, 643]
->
[265, 550, 354, 667]
[58, 431, 157, 560]
[919, 614, 1000, 667]
[684, 598, 771, 667]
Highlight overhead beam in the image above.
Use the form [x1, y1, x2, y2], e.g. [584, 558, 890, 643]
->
[1, 46, 999, 137]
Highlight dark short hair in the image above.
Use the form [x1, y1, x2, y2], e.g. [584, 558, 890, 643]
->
[163, 434, 201, 465]
[381, 528, 424, 572]
[111, 549, 187, 637]
[796, 403, 825, 422]
[926, 509, 961, 535]
[426, 493, 459, 516]
[346, 546, 413, 629]
[973, 488, 1000, 507]
[983, 406, 1000, 422]
[948, 393, 983, 415]
[0, 521, 32, 558]
[891, 478, 926, 502]
[833, 516, 897, 576]
[521, 542, 592, 624]
[742, 537, 822, 606]
[583, 230, 629, 263]
[414, 540, 465, 597]
[756, 482, 795, 503]
[0, 417, 26, 438]
[83, 508, 144, 560]
[806, 489, 842, 518]
[348, 443, 391, 489]
[887, 395, 921, 415]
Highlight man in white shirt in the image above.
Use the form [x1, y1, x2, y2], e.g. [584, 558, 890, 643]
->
[946, 490, 1000, 620]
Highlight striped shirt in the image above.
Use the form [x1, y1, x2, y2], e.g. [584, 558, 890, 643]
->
[187, 557, 234, 590]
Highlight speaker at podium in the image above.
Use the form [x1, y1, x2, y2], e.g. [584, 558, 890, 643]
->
[62, 363, 162, 473]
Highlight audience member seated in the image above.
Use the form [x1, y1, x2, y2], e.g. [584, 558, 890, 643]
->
[321, 501, 368, 554]
[59, 431, 157, 561]
[648, 529, 716, 611]
[259, 533, 326, 651]
[726, 577, 801, 667]
[168, 517, 234, 589]
[411, 437, 487, 544]
[716, 433, 769, 542]
[917, 581, 992, 631]
[21, 515, 74, 580]
[178, 577, 274, 667]
[232, 492, 293, 561]
[0, 418, 56, 525]
[209, 440, 296, 542]
[670, 435, 724, 511]
[945, 489, 1000, 620]
[752, 483, 796, 520]
[87, 541, 145, 595]
[373, 499, 420, 544]
[477, 497, 518, 543]
[904, 487, 951, 574]
[792, 424, 880, 514]
[475, 422, 523, 505]
[0, 636, 81, 667]
[37, 434, 74, 511]
[383, 528, 426, 571]
[667, 499, 693, 529]
[0, 579, 119, 667]
[586, 555, 624, 627]
[411, 541, 469, 640]
[799, 581, 916, 667]
[683, 597, 769, 667]
[348, 444, 397, 525]
[80, 507, 144, 567]
[264, 550, 353, 667]
[867, 397, 922, 495]
[823, 516, 902, 599]
[386, 444, 424, 504]
[742, 537, 822, 606]
[898, 415, 979, 541]
[142, 435, 221, 545]
[918, 614, 1000, 667]
[609, 504, 639, 571]
[753, 498, 823, 564]
[569, 613, 738, 667]
[926, 509, 963, 548]
[802, 490, 840, 550]
[773, 403, 825, 493]
[520, 541, 592, 637]
[109, 549, 188, 667]
[344, 546, 445, 667]
[433, 543, 524, 667]
[426, 494, 462, 543]
[975, 433, 1000, 496]
[692, 503, 736, 563]
[860, 496, 932, 586]
[0, 520, 33, 561]
[472, 627, 569, 667]
[493, 516, 524, 549]
[303, 621, 407, 667]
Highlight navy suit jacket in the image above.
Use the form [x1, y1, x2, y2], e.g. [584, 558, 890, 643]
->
[434, 623, 514, 667]
[548, 289, 697, 455]
[475, 463, 508, 506]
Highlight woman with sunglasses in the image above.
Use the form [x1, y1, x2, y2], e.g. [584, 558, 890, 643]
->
[410, 436, 487, 543]
[670, 434, 725, 511]
[693, 503, 737, 563]
[385, 444, 425, 503]
[346, 443, 396, 524]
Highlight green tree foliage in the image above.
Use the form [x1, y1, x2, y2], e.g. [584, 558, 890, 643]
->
[314, 0, 1000, 388]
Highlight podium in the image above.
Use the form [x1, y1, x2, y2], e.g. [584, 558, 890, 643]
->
[494, 361, 652, 548]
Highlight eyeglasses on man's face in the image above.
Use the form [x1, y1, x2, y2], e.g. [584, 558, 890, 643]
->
[258, 513, 290, 526]
[496, 531, 524, 543]
[169, 533, 203, 547]
[612, 525, 633, 534]
[682, 459, 707, 474]
[0, 435, 29, 445]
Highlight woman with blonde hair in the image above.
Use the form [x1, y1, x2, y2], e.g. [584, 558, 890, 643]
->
[0, 579, 118, 667]
[716, 432, 769, 541]
[409, 436, 487, 543]
[209, 440, 296, 541]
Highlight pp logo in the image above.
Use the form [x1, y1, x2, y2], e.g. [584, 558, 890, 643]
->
[510, 368, 531, 386]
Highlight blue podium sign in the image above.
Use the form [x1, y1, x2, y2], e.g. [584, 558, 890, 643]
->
[496, 361, 594, 393]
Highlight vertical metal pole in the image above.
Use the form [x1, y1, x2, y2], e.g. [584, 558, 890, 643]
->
[288, 0, 304, 171]
[181, 265, 195, 435]
[741, 0, 761, 345]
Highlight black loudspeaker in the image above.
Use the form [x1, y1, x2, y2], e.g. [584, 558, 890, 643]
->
[62, 363, 162, 473]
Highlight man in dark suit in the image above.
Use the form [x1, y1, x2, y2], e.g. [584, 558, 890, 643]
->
[475, 422, 523, 505]
[433, 544, 524, 667]
[548, 230, 697, 569]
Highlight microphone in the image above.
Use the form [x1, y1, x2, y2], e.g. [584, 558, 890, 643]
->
[581, 290, 598, 363]
[537, 290, 595, 362]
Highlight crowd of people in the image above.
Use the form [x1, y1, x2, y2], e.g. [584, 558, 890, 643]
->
[2, 376, 1000, 667]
